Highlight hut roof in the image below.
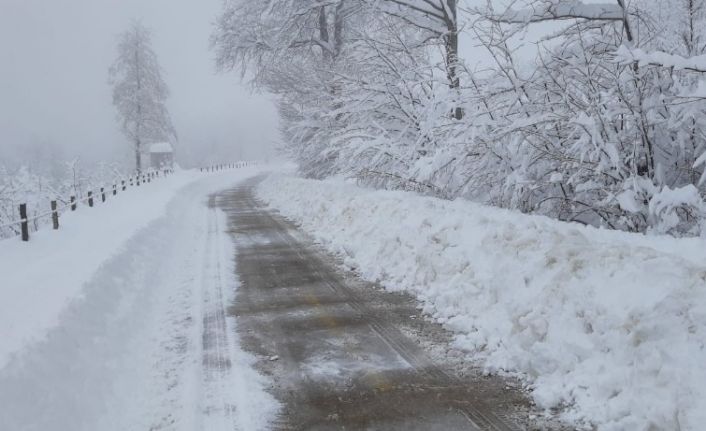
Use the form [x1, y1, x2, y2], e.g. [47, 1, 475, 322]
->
[149, 142, 173, 153]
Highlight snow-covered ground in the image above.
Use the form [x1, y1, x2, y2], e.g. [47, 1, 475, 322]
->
[0, 167, 278, 430]
[257, 174, 706, 431]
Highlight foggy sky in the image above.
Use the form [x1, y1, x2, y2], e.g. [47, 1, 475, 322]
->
[0, 0, 280, 169]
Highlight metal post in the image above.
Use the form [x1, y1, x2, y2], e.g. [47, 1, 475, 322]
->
[51, 200, 59, 230]
[19, 203, 29, 241]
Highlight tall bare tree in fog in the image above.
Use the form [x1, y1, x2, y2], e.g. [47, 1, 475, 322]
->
[110, 21, 174, 172]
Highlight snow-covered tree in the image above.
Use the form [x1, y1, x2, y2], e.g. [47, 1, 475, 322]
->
[213, 0, 706, 236]
[110, 21, 175, 173]
[368, 0, 463, 119]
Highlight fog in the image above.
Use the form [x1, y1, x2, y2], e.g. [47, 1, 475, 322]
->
[0, 0, 280, 169]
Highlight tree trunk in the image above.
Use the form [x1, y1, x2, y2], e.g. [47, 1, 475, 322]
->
[319, 6, 331, 61]
[135, 138, 142, 173]
[333, 1, 345, 56]
[134, 31, 143, 173]
[616, 0, 633, 42]
[444, 0, 463, 120]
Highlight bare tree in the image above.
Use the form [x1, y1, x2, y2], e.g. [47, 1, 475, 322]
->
[110, 21, 175, 173]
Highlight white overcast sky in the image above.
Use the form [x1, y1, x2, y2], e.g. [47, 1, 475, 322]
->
[0, 0, 280, 168]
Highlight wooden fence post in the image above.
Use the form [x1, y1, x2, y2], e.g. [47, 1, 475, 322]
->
[88, 191, 94, 207]
[19, 203, 29, 241]
[70, 196, 76, 211]
[51, 200, 59, 230]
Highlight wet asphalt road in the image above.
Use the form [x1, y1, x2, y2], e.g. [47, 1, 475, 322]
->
[217, 176, 533, 431]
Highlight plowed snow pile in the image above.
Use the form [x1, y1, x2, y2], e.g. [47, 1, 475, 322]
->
[258, 174, 706, 431]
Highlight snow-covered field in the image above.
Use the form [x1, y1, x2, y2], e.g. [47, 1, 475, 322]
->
[0, 168, 278, 430]
[258, 174, 706, 431]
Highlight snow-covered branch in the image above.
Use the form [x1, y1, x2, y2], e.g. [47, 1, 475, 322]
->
[614, 45, 706, 73]
[492, 1, 624, 23]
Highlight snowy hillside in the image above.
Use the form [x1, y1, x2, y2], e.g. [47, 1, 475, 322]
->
[258, 174, 706, 431]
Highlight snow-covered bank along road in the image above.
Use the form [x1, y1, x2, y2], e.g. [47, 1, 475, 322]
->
[0, 168, 278, 430]
[257, 174, 706, 431]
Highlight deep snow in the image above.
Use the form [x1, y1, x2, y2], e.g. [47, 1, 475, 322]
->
[0, 167, 278, 430]
[257, 173, 706, 431]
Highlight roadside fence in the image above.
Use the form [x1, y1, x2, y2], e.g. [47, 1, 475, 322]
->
[2, 162, 251, 242]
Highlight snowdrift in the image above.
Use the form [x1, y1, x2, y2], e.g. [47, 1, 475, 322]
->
[257, 174, 706, 431]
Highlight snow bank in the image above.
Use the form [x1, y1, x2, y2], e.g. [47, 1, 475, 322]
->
[257, 174, 706, 431]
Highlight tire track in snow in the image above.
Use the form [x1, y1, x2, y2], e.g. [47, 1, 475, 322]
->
[196, 195, 278, 431]
[199, 195, 238, 429]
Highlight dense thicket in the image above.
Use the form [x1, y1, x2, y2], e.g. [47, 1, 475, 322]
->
[213, 0, 706, 236]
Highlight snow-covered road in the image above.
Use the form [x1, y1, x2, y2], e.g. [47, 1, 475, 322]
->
[0, 170, 278, 431]
[222, 176, 543, 430]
